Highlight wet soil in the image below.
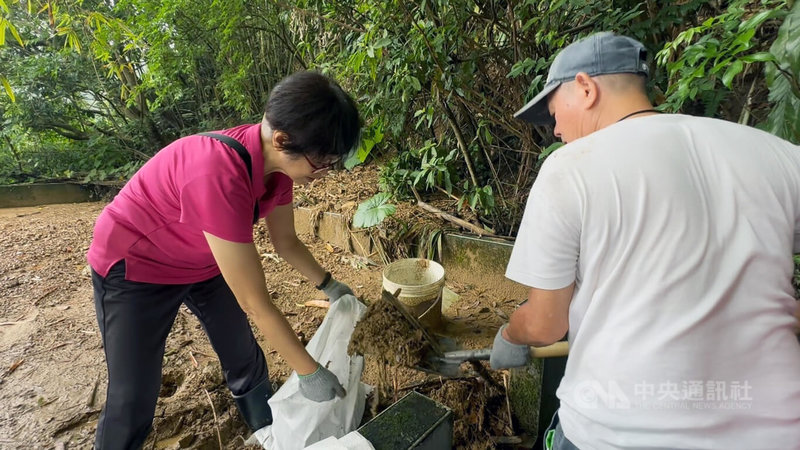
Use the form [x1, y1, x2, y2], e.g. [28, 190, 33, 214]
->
[0, 165, 525, 449]
[347, 295, 430, 368]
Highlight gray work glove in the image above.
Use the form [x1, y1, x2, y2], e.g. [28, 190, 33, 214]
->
[489, 324, 531, 369]
[319, 273, 354, 303]
[298, 364, 346, 402]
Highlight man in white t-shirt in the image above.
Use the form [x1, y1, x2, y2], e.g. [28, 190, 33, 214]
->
[490, 32, 800, 449]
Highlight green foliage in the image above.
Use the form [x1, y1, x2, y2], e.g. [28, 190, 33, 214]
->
[346, 120, 384, 170]
[763, 0, 800, 143]
[353, 192, 396, 228]
[0, 0, 797, 238]
[378, 140, 459, 200]
[537, 142, 564, 167]
[457, 184, 495, 217]
[656, 0, 788, 116]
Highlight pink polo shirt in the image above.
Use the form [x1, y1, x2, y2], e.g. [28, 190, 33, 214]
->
[87, 123, 293, 284]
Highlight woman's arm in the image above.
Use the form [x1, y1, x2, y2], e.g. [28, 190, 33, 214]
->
[204, 232, 318, 375]
[265, 204, 328, 287]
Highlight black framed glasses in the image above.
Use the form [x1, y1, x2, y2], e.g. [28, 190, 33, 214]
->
[303, 154, 340, 174]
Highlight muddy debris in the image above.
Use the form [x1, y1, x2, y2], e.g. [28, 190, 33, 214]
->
[350, 295, 517, 449]
[420, 377, 511, 449]
[348, 296, 430, 367]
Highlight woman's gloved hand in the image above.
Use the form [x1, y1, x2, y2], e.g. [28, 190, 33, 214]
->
[298, 364, 346, 402]
[317, 272, 354, 303]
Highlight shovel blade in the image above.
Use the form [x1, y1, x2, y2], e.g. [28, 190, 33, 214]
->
[420, 348, 492, 377]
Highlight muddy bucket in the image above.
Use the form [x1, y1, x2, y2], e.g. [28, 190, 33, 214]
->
[383, 258, 445, 329]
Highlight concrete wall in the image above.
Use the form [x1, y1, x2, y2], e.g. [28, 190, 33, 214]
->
[293, 207, 372, 257]
[440, 233, 528, 302]
[292, 207, 524, 300]
[0, 182, 122, 208]
[0, 183, 94, 208]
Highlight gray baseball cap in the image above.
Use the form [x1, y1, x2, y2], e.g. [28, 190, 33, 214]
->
[514, 32, 650, 124]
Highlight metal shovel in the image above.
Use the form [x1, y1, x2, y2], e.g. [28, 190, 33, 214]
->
[422, 341, 569, 377]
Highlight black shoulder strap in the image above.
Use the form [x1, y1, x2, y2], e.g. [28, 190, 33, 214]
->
[198, 132, 259, 224]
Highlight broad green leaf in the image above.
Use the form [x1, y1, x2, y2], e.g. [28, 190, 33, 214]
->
[0, 75, 14, 102]
[740, 52, 775, 63]
[343, 152, 362, 170]
[7, 20, 22, 46]
[353, 193, 396, 228]
[538, 142, 563, 161]
[740, 9, 780, 31]
[722, 60, 743, 88]
[763, 0, 800, 143]
[409, 76, 421, 91]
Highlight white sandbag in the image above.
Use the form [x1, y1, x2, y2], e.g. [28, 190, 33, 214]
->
[303, 431, 375, 450]
[249, 295, 370, 450]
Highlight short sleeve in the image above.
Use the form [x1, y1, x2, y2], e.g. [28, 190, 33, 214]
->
[506, 155, 581, 289]
[180, 174, 254, 243]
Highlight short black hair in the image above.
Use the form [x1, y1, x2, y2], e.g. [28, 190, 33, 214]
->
[264, 71, 361, 160]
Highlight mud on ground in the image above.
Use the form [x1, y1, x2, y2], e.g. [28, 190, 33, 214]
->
[0, 165, 528, 449]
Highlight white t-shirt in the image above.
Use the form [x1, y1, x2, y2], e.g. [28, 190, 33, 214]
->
[506, 114, 800, 449]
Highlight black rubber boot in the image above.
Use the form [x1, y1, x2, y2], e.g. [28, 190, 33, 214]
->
[233, 378, 274, 431]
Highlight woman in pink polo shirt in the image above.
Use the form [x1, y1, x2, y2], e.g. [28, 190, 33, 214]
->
[87, 71, 360, 450]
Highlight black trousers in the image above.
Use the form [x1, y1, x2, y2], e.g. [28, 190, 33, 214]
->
[92, 261, 268, 450]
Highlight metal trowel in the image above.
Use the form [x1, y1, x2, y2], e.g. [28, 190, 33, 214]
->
[421, 341, 569, 377]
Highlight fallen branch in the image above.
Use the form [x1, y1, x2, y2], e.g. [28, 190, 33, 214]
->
[412, 189, 496, 237]
[300, 300, 331, 309]
[503, 372, 514, 435]
[398, 376, 478, 392]
[203, 389, 223, 450]
[417, 200, 496, 236]
[52, 410, 100, 436]
[15, 211, 42, 218]
[164, 339, 194, 357]
[468, 360, 505, 392]
[3, 359, 24, 379]
[34, 286, 59, 305]
[86, 375, 100, 408]
[45, 317, 69, 327]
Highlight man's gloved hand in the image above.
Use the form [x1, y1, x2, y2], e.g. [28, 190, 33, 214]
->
[298, 364, 346, 402]
[489, 324, 531, 369]
[318, 272, 354, 303]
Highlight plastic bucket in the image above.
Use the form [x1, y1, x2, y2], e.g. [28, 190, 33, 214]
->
[382, 258, 445, 328]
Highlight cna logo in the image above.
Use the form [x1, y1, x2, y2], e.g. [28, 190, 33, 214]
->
[572, 380, 631, 409]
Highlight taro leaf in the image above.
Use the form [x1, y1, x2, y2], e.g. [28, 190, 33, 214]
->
[763, 1, 800, 144]
[353, 193, 396, 228]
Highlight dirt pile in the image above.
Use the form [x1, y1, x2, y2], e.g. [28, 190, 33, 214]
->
[349, 294, 515, 448]
[420, 377, 511, 449]
[347, 295, 430, 368]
